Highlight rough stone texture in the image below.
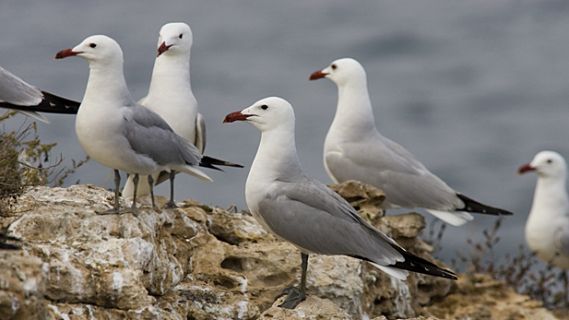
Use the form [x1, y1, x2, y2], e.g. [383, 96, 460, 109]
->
[330, 180, 386, 225]
[424, 273, 566, 320]
[260, 296, 352, 320]
[0, 182, 564, 320]
[0, 252, 47, 319]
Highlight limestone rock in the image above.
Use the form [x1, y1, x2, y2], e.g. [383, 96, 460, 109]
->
[330, 179, 386, 223]
[206, 207, 270, 245]
[424, 273, 562, 320]
[260, 295, 352, 320]
[0, 251, 47, 320]
[0, 182, 562, 320]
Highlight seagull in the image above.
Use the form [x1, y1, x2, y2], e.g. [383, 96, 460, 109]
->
[122, 22, 242, 207]
[310, 58, 513, 226]
[224, 97, 456, 309]
[518, 151, 569, 269]
[55, 35, 221, 213]
[0, 65, 80, 123]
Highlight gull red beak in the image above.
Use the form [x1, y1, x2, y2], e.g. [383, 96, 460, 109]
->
[309, 70, 327, 80]
[55, 48, 80, 59]
[518, 163, 535, 174]
[157, 42, 172, 57]
[223, 111, 253, 123]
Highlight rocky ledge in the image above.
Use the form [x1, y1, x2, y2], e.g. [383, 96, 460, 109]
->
[0, 181, 564, 319]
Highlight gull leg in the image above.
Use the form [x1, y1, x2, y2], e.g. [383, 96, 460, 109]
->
[279, 253, 308, 309]
[128, 174, 139, 215]
[97, 169, 126, 215]
[147, 175, 159, 212]
[165, 171, 178, 208]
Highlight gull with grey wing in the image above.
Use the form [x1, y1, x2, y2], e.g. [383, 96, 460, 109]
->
[55, 35, 223, 213]
[122, 22, 242, 207]
[224, 97, 456, 309]
[310, 58, 513, 226]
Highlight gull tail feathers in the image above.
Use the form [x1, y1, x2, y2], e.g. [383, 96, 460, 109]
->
[370, 263, 409, 280]
[456, 193, 513, 216]
[176, 165, 213, 182]
[426, 209, 473, 226]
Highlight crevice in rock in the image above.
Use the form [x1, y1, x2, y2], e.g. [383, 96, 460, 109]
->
[220, 256, 245, 272]
[208, 229, 239, 246]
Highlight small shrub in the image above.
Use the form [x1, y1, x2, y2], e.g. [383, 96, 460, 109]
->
[0, 111, 89, 213]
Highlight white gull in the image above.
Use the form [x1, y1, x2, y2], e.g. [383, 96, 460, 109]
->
[310, 58, 512, 226]
[224, 96, 456, 309]
[55, 35, 212, 213]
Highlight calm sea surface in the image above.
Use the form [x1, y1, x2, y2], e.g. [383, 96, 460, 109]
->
[1, 0, 568, 263]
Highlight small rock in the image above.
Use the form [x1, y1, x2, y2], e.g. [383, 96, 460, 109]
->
[207, 208, 269, 245]
[330, 180, 386, 223]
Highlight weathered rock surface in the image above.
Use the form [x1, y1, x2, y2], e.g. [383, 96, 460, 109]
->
[424, 273, 565, 320]
[0, 182, 564, 320]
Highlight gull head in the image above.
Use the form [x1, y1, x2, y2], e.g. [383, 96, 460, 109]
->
[55, 35, 123, 65]
[224, 97, 295, 132]
[519, 150, 567, 179]
[157, 22, 193, 57]
[309, 57, 367, 86]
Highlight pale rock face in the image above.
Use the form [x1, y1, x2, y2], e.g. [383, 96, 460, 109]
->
[0, 183, 563, 320]
[260, 295, 352, 320]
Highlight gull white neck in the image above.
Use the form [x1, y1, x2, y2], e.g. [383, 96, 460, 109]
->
[83, 62, 132, 107]
[529, 176, 569, 221]
[147, 54, 192, 98]
[248, 126, 303, 185]
[331, 79, 377, 138]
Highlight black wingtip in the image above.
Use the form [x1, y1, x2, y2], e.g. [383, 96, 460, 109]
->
[456, 193, 513, 216]
[0, 91, 80, 114]
[392, 249, 458, 280]
[353, 251, 457, 280]
[200, 155, 244, 171]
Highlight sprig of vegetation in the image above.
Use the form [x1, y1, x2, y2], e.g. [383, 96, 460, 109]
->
[425, 217, 568, 308]
[0, 111, 89, 213]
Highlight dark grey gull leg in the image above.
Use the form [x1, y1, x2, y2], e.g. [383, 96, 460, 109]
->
[279, 253, 308, 309]
[96, 169, 127, 215]
[129, 174, 139, 215]
[165, 171, 178, 208]
[147, 175, 158, 211]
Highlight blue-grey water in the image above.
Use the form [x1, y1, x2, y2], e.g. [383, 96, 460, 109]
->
[1, 0, 568, 264]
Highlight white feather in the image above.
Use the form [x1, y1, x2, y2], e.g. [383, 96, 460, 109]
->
[426, 209, 473, 227]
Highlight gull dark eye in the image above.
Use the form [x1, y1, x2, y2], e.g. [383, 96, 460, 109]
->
[89, 43, 97, 48]
[260, 105, 268, 110]
[331, 64, 337, 70]
[547, 159, 553, 164]
[179, 33, 183, 39]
